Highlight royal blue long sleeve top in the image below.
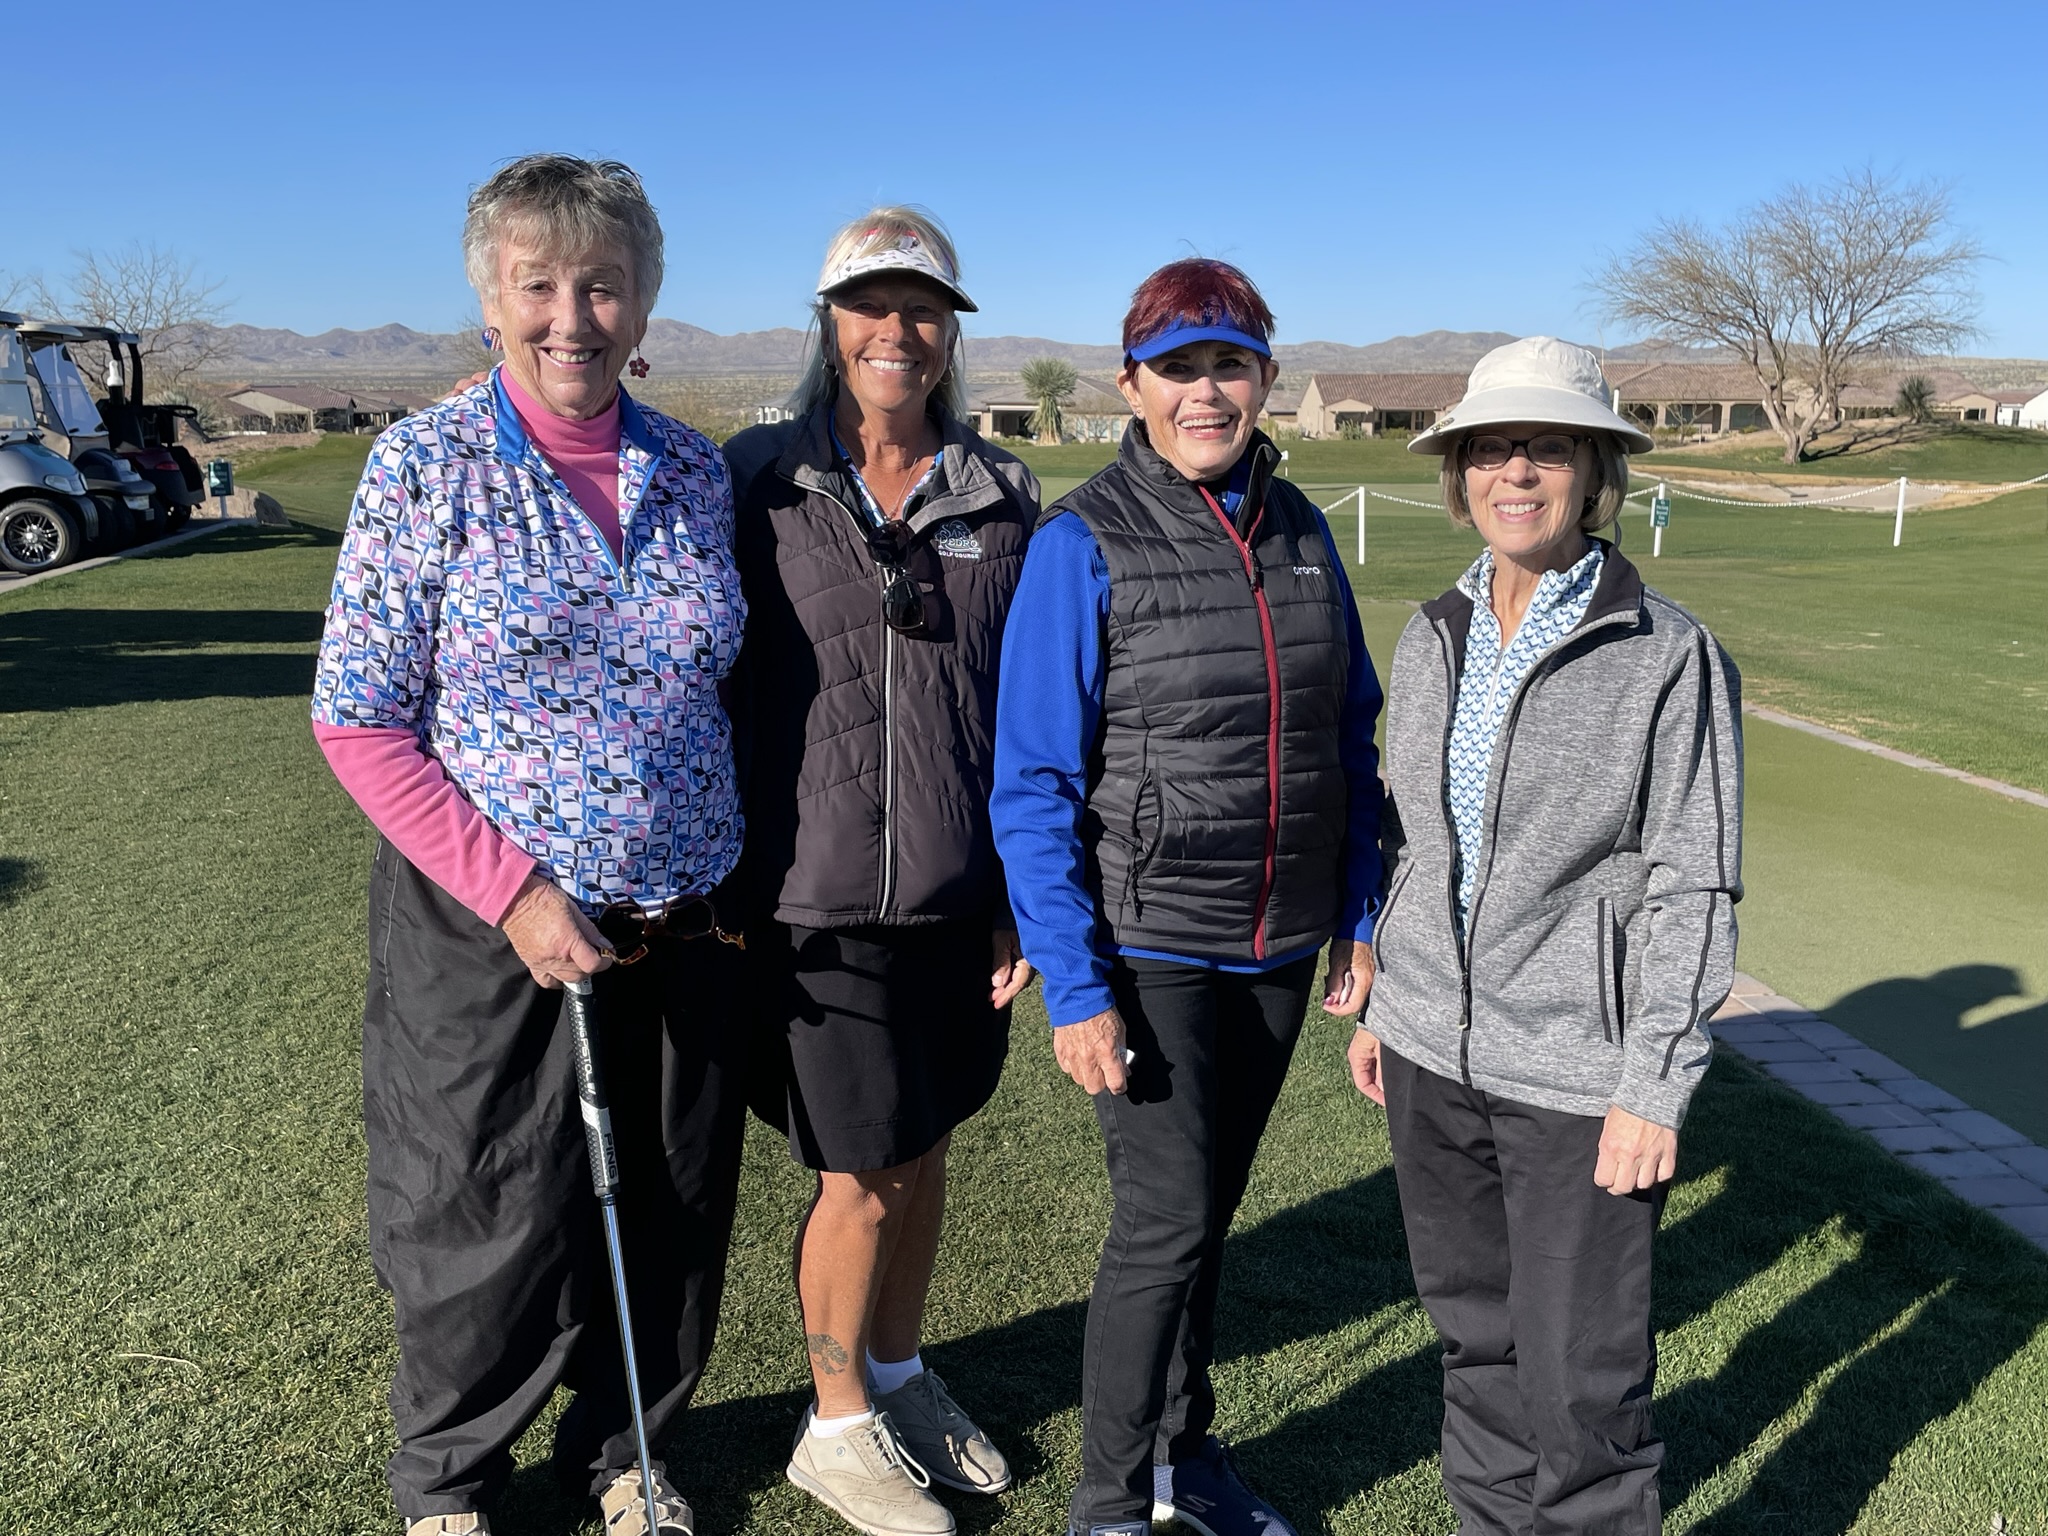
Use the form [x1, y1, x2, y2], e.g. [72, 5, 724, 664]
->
[992, 504, 1386, 1028]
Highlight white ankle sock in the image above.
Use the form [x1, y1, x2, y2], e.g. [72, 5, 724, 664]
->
[810, 1406, 877, 1438]
[866, 1351, 925, 1395]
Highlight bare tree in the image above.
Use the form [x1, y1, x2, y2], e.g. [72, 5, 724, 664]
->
[1596, 170, 1981, 462]
[28, 243, 232, 393]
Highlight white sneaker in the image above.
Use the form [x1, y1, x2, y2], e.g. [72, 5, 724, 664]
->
[405, 1517, 489, 1536]
[597, 1459, 692, 1535]
[786, 1406, 957, 1536]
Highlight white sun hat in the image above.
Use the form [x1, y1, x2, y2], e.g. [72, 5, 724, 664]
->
[1408, 335, 1655, 455]
[817, 230, 978, 313]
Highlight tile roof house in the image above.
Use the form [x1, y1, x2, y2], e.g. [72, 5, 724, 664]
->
[1297, 373, 1467, 438]
[966, 376, 1130, 442]
[226, 385, 425, 434]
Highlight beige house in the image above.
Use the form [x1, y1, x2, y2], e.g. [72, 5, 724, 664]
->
[227, 385, 427, 434]
[1297, 373, 1466, 438]
[967, 376, 1130, 442]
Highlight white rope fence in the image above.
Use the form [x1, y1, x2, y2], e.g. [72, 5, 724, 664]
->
[1315, 464, 2048, 560]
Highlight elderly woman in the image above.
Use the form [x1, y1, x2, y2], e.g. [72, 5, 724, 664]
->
[312, 155, 739, 1536]
[721, 207, 1038, 1536]
[991, 258, 1385, 1536]
[1350, 336, 1743, 1534]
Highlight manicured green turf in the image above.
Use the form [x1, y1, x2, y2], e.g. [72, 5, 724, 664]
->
[2, 442, 2044, 1533]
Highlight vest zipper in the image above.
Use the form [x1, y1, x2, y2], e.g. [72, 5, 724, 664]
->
[1200, 485, 1280, 960]
[880, 619, 898, 914]
[802, 476, 901, 918]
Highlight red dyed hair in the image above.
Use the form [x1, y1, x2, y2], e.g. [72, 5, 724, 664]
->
[1120, 258, 1276, 359]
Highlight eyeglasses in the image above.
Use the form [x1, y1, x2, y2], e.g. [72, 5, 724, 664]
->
[1463, 432, 1586, 471]
[595, 898, 745, 966]
[864, 522, 929, 637]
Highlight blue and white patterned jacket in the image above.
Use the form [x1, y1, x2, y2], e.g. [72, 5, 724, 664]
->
[313, 370, 745, 911]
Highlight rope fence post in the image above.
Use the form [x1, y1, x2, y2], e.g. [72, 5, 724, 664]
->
[1893, 476, 1908, 547]
[1355, 486, 1365, 565]
[1653, 482, 1667, 558]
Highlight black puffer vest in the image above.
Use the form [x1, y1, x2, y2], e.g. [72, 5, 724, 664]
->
[724, 403, 1038, 928]
[1059, 424, 1349, 960]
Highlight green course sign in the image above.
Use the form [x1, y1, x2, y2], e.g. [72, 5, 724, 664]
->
[1651, 496, 1671, 528]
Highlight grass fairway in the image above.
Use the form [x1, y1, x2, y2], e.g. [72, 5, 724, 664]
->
[1, 438, 2045, 1533]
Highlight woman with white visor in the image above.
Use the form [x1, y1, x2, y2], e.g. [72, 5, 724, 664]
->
[1350, 337, 1743, 1534]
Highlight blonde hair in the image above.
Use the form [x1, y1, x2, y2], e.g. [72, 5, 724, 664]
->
[463, 155, 663, 320]
[790, 205, 969, 420]
[1439, 430, 1632, 536]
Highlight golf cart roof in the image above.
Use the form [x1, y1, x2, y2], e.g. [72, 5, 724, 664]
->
[16, 320, 87, 342]
[0, 311, 22, 328]
[62, 323, 141, 346]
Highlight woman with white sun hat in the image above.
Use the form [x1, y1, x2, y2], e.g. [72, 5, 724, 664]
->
[1349, 335, 1744, 1533]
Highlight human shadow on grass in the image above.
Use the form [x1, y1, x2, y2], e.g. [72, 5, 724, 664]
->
[499, 1054, 2048, 1534]
[495, 1170, 1420, 1535]
[0, 606, 324, 711]
[0, 855, 43, 908]
[1653, 1055, 2048, 1529]
[1820, 964, 2047, 1141]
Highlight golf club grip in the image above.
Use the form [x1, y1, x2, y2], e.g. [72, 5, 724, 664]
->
[564, 981, 620, 1200]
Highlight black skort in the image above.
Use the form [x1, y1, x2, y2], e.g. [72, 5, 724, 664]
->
[749, 919, 1011, 1173]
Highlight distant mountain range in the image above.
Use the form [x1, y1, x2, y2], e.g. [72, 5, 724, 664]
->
[189, 320, 1730, 380]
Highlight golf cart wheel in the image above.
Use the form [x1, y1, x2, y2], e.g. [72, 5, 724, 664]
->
[0, 498, 83, 574]
[165, 503, 193, 534]
[101, 501, 138, 551]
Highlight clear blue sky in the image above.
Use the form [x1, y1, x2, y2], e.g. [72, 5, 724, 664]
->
[11, 0, 2046, 354]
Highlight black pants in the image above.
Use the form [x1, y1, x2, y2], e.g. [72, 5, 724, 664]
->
[1071, 954, 1316, 1527]
[1382, 1047, 1665, 1536]
[362, 842, 749, 1519]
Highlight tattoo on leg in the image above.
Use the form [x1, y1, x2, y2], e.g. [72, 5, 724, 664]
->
[807, 1332, 850, 1375]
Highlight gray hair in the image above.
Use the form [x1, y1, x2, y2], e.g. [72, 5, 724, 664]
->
[789, 206, 969, 421]
[1440, 430, 1632, 537]
[463, 155, 664, 318]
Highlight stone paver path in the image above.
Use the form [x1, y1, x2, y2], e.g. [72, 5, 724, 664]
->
[1715, 972, 2048, 1251]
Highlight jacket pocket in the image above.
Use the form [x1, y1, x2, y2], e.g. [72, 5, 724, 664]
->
[1595, 896, 1625, 1043]
[1125, 767, 1157, 919]
[1371, 860, 1417, 975]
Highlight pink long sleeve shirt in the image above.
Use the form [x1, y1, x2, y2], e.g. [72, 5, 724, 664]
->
[315, 375, 630, 923]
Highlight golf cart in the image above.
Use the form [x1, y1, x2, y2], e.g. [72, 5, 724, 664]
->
[77, 325, 205, 533]
[0, 311, 100, 574]
[12, 318, 161, 550]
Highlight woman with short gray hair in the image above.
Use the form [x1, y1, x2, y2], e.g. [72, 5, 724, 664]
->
[1350, 336, 1743, 1533]
[314, 153, 743, 1536]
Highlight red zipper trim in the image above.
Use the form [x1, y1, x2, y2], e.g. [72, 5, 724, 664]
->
[1200, 485, 1280, 960]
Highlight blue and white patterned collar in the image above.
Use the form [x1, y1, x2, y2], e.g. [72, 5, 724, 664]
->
[1456, 542, 1604, 634]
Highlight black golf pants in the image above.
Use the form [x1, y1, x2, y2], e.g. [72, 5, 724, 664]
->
[1382, 1046, 1666, 1536]
[361, 841, 748, 1520]
[1071, 954, 1316, 1527]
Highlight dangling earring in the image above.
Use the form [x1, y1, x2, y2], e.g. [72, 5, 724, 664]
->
[627, 347, 650, 379]
[479, 327, 498, 352]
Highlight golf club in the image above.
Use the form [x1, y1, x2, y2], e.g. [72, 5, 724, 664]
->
[564, 977, 664, 1532]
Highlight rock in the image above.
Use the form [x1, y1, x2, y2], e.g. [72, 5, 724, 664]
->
[193, 487, 289, 525]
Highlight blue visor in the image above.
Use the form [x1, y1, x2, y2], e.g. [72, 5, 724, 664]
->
[1127, 320, 1272, 363]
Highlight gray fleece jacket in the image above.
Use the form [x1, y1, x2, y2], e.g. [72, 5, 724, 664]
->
[1364, 542, 1743, 1128]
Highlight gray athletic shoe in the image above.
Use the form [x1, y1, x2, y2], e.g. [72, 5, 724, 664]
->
[870, 1370, 1012, 1494]
[405, 1518, 489, 1536]
[787, 1407, 957, 1536]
